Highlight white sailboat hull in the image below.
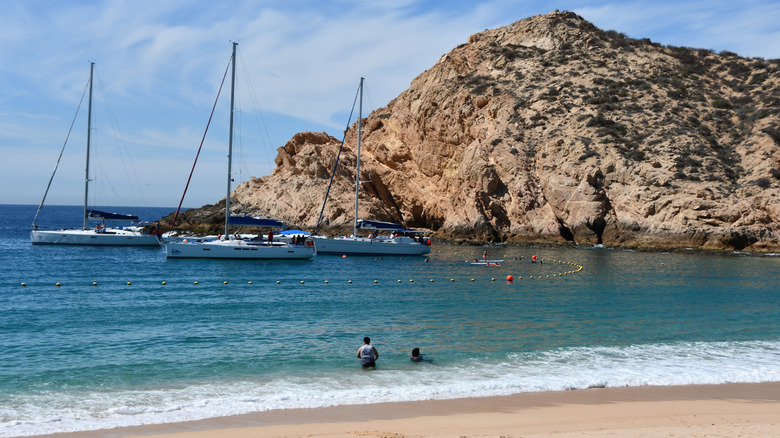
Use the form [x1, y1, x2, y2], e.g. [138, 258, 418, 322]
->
[31, 229, 162, 246]
[166, 239, 315, 259]
[312, 236, 430, 256]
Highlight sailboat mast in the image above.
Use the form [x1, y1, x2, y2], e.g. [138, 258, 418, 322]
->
[83, 61, 94, 230]
[352, 77, 364, 237]
[225, 42, 237, 238]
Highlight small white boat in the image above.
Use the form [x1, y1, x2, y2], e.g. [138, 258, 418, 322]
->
[30, 62, 162, 247]
[165, 43, 313, 260]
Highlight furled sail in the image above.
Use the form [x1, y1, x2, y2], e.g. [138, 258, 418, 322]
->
[228, 216, 285, 228]
[356, 219, 404, 231]
[87, 209, 139, 221]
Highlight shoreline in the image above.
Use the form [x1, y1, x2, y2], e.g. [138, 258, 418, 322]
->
[35, 381, 780, 438]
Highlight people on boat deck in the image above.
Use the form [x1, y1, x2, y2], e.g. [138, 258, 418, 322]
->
[357, 337, 379, 368]
[267, 231, 273, 243]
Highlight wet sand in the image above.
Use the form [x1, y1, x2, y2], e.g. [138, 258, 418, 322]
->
[40, 382, 780, 438]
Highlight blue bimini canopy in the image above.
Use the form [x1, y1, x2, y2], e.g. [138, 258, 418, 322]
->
[278, 230, 310, 236]
[229, 216, 285, 228]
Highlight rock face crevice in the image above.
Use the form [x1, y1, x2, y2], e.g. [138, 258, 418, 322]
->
[167, 10, 780, 252]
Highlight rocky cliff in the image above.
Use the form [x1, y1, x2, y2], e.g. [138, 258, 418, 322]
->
[167, 11, 780, 252]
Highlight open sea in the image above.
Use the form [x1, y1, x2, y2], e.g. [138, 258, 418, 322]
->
[1, 204, 779, 437]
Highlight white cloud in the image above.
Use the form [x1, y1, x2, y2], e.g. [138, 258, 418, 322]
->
[575, 0, 780, 58]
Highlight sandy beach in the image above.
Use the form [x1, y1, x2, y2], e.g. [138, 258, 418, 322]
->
[36, 382, 778, 438]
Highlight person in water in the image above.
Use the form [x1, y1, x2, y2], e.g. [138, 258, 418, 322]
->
[410, 347, 432, 363]
[357, 337, 379, 368]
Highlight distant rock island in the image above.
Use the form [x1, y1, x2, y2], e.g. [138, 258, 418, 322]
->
[162, 10, 780, 252]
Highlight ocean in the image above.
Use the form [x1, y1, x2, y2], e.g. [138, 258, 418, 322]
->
[1, 204, 779, 437]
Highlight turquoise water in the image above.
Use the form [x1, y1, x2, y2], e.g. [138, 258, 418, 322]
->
[1, 204, 779, 436]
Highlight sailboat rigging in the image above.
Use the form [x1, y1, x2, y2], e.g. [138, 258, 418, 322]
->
[30, 62, 162, 246]
[165, 42, 314, 260]
[311, 78, 431, 256]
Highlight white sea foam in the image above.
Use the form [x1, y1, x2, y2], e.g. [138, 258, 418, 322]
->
[3, 339, 779, 437]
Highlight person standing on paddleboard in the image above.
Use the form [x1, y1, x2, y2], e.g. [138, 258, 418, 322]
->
[357, 337, 379, 368]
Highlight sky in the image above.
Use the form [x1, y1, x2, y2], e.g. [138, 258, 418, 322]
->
[2, 0, 778, 209]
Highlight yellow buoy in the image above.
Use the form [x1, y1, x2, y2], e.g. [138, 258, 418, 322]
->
[348, 280, 352, 284]
[276, 281, 280, 284]
[430, 279, 434, 282]
[21, 282, 26, 287]
[491, 278, 495, 281]
[450, 278, 454, 282]
[194, 281, 198, 285]
[301, 280, 305, 284]
[374, 280, 378, 283]
[162, 281, 166, 285]
[324, 280, 329, 284]
[398, 280, 402, 283]
[93, 282, 98, 286]
[410, 279, 414, 283]
[471, 278, 475, 282]
[224, 281, 228, 285]
[248, 281, 252, 284]
[127, 282, 132, 286]
[56, 283, 61, 287]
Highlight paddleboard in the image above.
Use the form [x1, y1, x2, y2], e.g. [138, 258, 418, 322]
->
[470, 260, 503, 266]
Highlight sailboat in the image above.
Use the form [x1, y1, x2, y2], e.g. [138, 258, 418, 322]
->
[30, 62, 162, 247]
[166, 42, 314, 260]
[311, 78, 431, 256]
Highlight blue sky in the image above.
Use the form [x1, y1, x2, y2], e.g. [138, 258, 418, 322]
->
[2, 0, 778, 208]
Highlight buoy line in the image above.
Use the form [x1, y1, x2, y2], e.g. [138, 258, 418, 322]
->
[21, 258, 583, 288]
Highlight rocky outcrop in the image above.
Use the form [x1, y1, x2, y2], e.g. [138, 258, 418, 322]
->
[167, 11, 780, 252]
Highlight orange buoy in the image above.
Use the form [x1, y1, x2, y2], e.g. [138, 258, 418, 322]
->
[506, 275, 514, 282]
